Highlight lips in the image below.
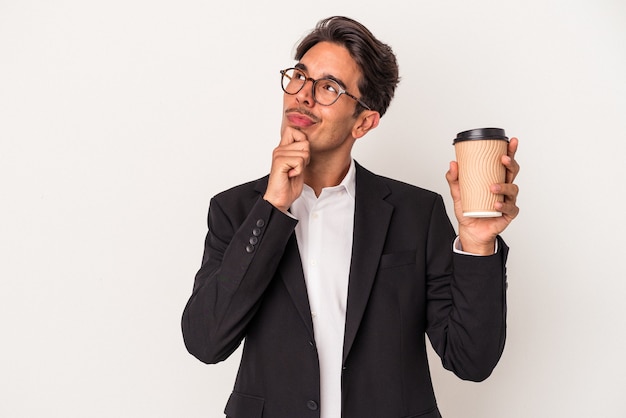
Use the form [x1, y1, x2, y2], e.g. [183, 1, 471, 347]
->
[286, 111, 317, 128]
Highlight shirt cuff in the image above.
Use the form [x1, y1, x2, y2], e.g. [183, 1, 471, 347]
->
[453, 236, 498, 256]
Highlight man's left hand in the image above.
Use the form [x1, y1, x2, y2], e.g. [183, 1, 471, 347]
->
[446, 137, 520, 255]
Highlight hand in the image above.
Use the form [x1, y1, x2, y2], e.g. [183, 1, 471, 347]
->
[263, 127, 311, 212]
[446, 137, 520, 255]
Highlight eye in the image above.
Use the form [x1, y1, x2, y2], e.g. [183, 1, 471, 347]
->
[294, 70, 307, 81]
[319, 80, 339, 94]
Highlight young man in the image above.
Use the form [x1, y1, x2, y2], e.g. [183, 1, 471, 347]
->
[182, 16, 520, 418]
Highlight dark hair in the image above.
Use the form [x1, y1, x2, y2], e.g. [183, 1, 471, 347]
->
[295, 16, 400, 117]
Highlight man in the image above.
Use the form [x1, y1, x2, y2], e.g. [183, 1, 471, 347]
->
[182, 16, 520, 418]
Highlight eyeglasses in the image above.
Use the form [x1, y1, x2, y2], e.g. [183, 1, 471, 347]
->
[280, 67, 371, 110]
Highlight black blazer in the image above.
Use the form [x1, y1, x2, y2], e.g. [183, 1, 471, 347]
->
[182, 162, 508, 418]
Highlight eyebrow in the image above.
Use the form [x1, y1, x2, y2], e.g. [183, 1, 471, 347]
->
[294, 62, 348, 90]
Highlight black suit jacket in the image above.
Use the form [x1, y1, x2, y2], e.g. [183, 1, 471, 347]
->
[182, 162, 508, 418]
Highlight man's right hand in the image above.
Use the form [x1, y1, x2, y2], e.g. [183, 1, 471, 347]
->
[263, 127, 310, 213]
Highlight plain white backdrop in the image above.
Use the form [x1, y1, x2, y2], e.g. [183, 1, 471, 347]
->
[1, 0, 625, 417]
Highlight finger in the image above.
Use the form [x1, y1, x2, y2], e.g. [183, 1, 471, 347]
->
[502, 138, 520, 183]
[491, 183, 519, 203]
[272, 153, 308, 174]
[274, 142, 310, 165]
[494, 199, 520, 219]
[274, 140, 310, 154]
[287, 160, 305, 178]
[291, 129, 308, 143]
[503, 156, 520, 184]
[507, 137, 519, 160]
[280, 126, 308, 146]
[272, 140, 311, 177]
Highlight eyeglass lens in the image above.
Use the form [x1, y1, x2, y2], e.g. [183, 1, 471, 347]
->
[281, 68, 342, 106]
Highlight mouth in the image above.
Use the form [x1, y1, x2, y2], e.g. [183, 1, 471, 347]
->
[285, 109, 318, 128]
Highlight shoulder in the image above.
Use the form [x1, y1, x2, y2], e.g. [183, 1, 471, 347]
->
[355, 162, 441, 202]
[208, 175, 269, 216]
[213, 175, 269, 199]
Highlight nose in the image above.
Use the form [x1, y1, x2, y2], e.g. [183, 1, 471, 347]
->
[295, 78, 315, 107]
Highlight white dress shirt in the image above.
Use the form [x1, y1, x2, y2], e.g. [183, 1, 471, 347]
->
[290, 159, 356, 418]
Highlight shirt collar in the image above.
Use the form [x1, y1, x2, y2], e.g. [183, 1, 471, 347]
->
[340, 158, 356, 199]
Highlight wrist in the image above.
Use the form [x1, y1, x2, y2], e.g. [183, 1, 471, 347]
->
[263, 194, 289, 214]
[457, 232, 496, 255]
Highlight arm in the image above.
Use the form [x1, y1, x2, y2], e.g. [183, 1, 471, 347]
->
[425, 196, 509, 381]
[181, 195, 297, 364]
[182, 126, 310, 364]
[426, 138, 519, 380]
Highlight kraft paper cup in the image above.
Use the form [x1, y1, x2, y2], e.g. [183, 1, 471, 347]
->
[453, 128, 509, 217]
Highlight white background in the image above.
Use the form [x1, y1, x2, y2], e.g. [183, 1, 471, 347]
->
[1, 0, 625, 417]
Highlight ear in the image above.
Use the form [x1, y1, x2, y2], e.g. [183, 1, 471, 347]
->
[352, 110, 380, 139]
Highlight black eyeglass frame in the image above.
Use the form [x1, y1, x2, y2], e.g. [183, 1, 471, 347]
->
[280, 68, 371, 111]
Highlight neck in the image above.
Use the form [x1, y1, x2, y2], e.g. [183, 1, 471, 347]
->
[304, 154, 352, 197]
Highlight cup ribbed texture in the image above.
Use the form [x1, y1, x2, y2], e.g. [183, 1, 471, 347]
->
[455, 139, 508, 216]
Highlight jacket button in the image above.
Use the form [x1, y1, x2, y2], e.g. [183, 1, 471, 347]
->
[306, 400, 318, 410]
[256, 219, 265, 228]
[252, 227, 261, 237]
[245, 244, 255, 253]
[249, 236, 258, 245]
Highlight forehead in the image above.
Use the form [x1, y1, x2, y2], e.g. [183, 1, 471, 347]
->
[297, 41, 362, 86]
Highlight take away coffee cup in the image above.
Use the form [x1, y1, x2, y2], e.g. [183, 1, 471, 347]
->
[453, 128, 509, 217]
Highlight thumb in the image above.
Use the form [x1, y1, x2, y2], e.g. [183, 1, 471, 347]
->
[446, 161, 459, 184]
[446, 161, 462, 202]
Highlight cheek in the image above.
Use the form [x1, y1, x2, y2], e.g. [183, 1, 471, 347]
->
[282, 94, 293, 110]
[330, 113, 358, 135]
[320, 106, 354, 127]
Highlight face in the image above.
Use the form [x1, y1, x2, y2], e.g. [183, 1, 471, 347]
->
[281, 41, 369, 156]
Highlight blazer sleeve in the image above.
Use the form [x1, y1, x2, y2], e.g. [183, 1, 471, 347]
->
[425, 195, 508, 382]
[181, 194, 298, 364]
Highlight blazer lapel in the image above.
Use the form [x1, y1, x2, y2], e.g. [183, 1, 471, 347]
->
[343, 163, 393, 363]
[278, 235, 315, 341]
